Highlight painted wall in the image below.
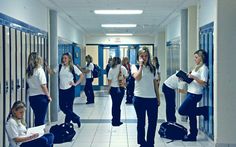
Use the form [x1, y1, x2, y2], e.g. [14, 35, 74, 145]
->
[0, 0, 48, 31]
[58, 16, 85, 45]
[85, 35, 154, 44]
[198, 0, 217, 27]
[215, 0, 236, 145]
[165, 16, 181, 42]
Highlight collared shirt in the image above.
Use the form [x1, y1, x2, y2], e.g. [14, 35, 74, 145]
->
[131, 64, 158, 98]
[27, 66, 47, 96]
[85, 63, 94, 79]
[54, 64, 82, 90]
[164, 73, 185, 89]
[6, 118, 27, 147]
[108, 65, 128, 87]
[188, 64, 208, 94]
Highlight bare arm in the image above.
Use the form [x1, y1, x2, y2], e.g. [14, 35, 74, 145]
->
[188, 74, 207, 86]
[14, 133, 39, 143]
[107, 79, 112, 92]
[70, 74, 85, 86]
[41, 84, 51, 101]
[153, 79, 160, 106]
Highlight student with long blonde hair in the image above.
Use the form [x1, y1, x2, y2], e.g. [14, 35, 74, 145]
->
[46, 52, 84, 127]
[131, 47, 160, 147]
[179, 49, 208, 141]
[6, 101, 54, 147]
[26, 52, 51, 126]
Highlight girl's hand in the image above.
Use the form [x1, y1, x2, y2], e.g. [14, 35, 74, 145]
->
[69, 81, 77, 86]
[139, 57, 144, 66]
[29, 133, 39, 140]
[47, 96, 52, 102]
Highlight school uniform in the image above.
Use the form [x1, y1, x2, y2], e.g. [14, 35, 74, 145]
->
[84, 63, 95, 104]
[178, 64, 208, 137]
[54, 64, 82, 124]
[108, 65, 128, 126]
[5, 118, 54, 147]
[27, 66, 48, 126]
[162, 74, 184, 122]
[131, 65, 159, 147]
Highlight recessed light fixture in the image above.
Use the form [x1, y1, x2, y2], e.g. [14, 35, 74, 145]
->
[106, 33, 133, 36]
[94, 10, 143, 15]
[101, 24, 137, 28]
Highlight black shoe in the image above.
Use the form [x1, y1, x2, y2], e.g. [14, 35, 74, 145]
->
[112, 122, 123, 126]
[125, 101, 133, 104]
[182, 134, 197, 141]
[77, 120, 81, 128]
[86, 102, 94, 104]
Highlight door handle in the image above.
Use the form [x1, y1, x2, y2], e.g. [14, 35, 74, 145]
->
[11, 80, 14, 92]
[5, 81, 9, 93]
[16, 79, 21, 89]
[22, 78, 25, 89]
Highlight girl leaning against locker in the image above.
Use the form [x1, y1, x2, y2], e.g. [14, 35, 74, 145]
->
[26, 52, 51, 126]
[131, 47, 160, 147]
[46, 52, 84, 128]
[5, 101, 54, 147]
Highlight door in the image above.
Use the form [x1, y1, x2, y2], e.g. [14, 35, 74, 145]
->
[16, 30, 22, 101]
[0, 25, 4, 147]
[199, 22, 214, 139]
[21, 32, 26, 104]
[10, 28, 16, 104]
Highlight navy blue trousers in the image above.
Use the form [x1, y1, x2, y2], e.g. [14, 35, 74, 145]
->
[59, 86, 80, 123]
[133, 96, 158, 146]
[84, 78, 95, 103]
[178, 92, 202, 136]
[162, 83, 176, 122]
[20, 133, 54, 147]
[29, 95, 49, 126]
[110, 87, 125, 124]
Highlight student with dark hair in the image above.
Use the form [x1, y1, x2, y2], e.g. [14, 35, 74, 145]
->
[46, 52, 84, 128]
[26, 52, 51, 126]
[178, 49, 208, 141]
[83, 55, 95, 104]
[132, 47, 160, 147]
[6, 101, 54, 147]
[107, 57, 128, 126]
[105, 57, 112, 77]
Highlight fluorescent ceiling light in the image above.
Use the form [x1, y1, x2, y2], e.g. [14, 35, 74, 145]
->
[94, 10, 143, 15]
[106, 33, 133, 36]
[101, 24, 137, 28]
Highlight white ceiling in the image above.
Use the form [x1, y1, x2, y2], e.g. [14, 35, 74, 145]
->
[40, 0, 197, 36]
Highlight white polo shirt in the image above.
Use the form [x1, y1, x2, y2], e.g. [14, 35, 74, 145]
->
[6, 118, 27, 147]
[164, 73, 185, 90]
[131, 65, 158, 98]
[54, 64, 82, 90]
[108, 65, 128, 87]
[27, 66, 47, 96]
[188, 64, 208, 94]
[85, 63, 94, 79]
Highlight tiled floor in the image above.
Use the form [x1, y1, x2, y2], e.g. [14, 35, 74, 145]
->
[49, 91, 214, 147]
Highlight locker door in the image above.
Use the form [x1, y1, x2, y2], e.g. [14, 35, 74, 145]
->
[21, 32, 26, 104]
[16, 30, 22, 101]
[30, 34, 34, 52]
[0, 25, 4, 147]
[10, 28, 16, 104]
[35, 35, 39, 53]
[4, 26, 11, 147]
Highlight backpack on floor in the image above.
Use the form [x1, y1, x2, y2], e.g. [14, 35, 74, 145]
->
[49, 123, 76, 143]
[158, 122, 187, 140]
[92, 64, 102, 78]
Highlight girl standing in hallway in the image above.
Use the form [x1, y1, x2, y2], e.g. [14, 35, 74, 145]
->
[108, 57, 128, 126]
[26, 52, 51, 126]
[122, 57, 134, 104]
[178, 49, 208, 141]
[131, 47, 160, 147]
[6, 101, 54, 147]
[83, 55, 95, 104]
[46, 52, 84, 128]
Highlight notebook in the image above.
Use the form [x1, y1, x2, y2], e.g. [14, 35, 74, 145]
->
[176, 70, 193, 84]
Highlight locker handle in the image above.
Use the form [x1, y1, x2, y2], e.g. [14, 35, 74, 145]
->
[22, 78, 25, 89]
[11, 80, 14, 91]
[16, 79, 21, 89]
[5, 81, 9, 93]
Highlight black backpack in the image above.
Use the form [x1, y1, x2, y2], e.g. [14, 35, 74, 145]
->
[158, 122, 187, 140]
[49, 123, 76, 144]
[92, 64, 102, 78]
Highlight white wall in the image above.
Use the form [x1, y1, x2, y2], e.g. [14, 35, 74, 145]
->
[58, 16, 85, 45]
[198, 0, 217, 27]
[165, 16, 181, 42]
[85, 35, 154, 45]
[215, 0, 236, 145]
[0, 0, 48, 31]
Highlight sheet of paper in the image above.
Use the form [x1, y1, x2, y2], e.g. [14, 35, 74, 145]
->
[26, 124, 46, 139]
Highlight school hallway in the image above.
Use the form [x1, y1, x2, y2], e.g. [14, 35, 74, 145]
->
[50, 91, 214, 147]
